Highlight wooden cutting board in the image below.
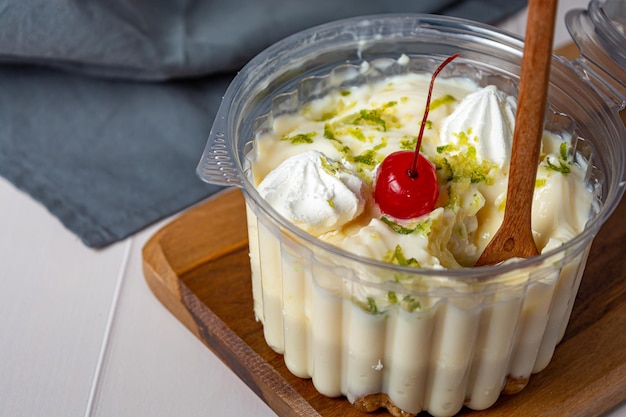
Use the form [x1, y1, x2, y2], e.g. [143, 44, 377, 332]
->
[142, 186, 626, 417]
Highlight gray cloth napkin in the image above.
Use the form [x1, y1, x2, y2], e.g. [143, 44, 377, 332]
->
[0, 0, 526, 248]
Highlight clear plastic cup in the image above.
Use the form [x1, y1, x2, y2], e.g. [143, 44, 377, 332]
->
[197, 13, 626, 417]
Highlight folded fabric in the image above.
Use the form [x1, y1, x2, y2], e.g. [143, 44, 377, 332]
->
[0, 0, 526, 248]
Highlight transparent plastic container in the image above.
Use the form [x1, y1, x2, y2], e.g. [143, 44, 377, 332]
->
[197, 11, 626, 417]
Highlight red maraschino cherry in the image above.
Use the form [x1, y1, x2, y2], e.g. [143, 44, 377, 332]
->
[374, 53, 460, 219]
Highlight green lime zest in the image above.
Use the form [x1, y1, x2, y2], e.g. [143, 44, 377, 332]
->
[356, 109, 387, 131]
[381, 217, 432, 236]
[433, 131, 496, 185]
[401, 295, 422, 312]
[535, 178, 547, 188]
[319, 155, 337, 174]
[400, 136, 418, 150]
[560, 142, 569, 160]
[353, 149, 378, 166]
[387, 291, 398, 304]
[384, 244, 421, 267]
[373, 137, 388, 151]
[381, 216, 414, 234]
[319, 111, 338, 121]
[436, 144, 455, 154]
[546, 158, 571, 173]
[387, 291, 423, 312]
[434, 157, 454, 183]
[470, 168, 489, 184]
[545, 142, 572, 174]
[340, 101, 399, 133]
[430, 94, 456, 111]
[281, 132, 316, 144]
[347, 127, 366, 141]
[356, 296, 382, 314]
[323, 123, 341, 142]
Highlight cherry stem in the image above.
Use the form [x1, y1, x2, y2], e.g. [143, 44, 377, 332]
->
[409, 53, 461, 178]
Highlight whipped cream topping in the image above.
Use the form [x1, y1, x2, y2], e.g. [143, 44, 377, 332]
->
[257, 150, 365, 236]
[439, 85, 516, 169]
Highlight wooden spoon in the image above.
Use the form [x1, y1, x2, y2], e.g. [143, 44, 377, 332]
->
[475, 0, 558, 266]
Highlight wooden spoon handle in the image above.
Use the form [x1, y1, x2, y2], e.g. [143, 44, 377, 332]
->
[475, 0, 558, 266]
[507, 0, 558, 224]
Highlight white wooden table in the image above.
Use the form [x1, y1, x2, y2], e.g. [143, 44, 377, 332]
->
[2, 2, 625, 416]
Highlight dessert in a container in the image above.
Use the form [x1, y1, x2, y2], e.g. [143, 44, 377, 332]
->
[197, 12, 626, 417]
